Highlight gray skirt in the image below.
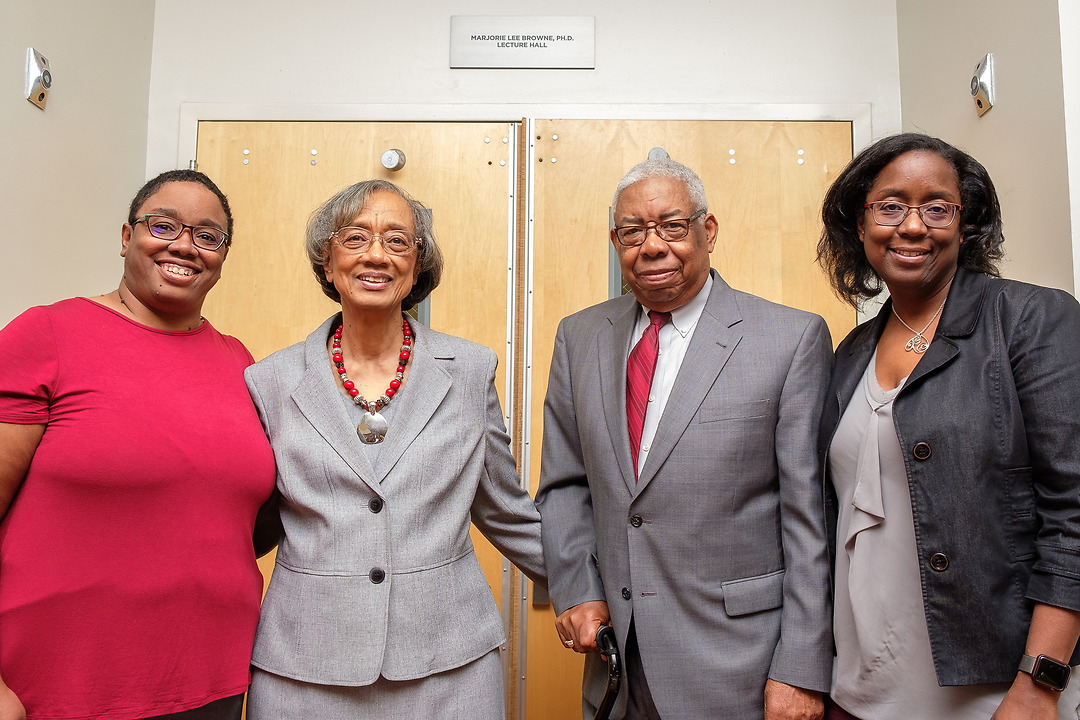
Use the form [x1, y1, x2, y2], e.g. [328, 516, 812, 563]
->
[247, 648, 504, 720]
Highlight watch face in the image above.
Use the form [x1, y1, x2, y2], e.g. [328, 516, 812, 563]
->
[1033, 655, 1071, 692]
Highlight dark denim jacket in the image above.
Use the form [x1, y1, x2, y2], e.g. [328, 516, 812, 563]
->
[820, 267, 1080, 685]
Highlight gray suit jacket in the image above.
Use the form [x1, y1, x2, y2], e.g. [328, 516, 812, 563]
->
[245, 314, 544, 686]
[535, 271, 833, 719]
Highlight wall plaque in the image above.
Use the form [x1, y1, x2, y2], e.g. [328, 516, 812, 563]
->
[450, 16, 595, 69]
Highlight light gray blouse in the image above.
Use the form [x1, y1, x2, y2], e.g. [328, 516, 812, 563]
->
[829, 354, 1017, 719]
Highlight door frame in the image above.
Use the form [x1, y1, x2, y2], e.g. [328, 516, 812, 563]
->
[177, 102, 872, 168]
[182, 105, 867, 720]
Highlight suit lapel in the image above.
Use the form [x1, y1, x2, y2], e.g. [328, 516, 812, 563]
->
[599, 298, 644, 495]
[832, 313, 881, 423]
[368, 322, 452, 485]
[832, 268, 984, 418]
[289, 316, 453, 493]
[291, 314, 380, 492]
[903, 268, 982, 388]
[636, 273, 742, 492]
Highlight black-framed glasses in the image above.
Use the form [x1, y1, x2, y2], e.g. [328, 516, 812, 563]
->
[613, 209, 706, 247]
[134, 214, 231, 251]
[330, 227, 422, 256]
[864, 201, 963, 229]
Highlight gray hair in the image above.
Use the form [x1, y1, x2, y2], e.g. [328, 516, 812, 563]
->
[306, 179, 444, 309]
[611, 158, 709, 219]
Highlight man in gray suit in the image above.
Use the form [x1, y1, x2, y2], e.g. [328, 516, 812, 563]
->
[535, 158, 833, 719]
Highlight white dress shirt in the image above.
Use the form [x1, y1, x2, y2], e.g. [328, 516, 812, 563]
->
[629, 274, 713, 475]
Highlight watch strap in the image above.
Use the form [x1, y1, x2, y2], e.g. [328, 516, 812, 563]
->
[1019, 654, 1038, 674]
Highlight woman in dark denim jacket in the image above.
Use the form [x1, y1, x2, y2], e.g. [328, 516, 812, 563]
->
[816, 133, 1080, 720]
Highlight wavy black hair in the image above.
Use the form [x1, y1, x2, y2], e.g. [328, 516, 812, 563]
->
[817, 133, 1004, 307]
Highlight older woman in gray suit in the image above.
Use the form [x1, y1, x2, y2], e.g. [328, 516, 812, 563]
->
[245, 179, 545, 719]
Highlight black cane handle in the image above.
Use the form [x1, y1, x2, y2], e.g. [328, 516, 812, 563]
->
[592, 625, 622, 720]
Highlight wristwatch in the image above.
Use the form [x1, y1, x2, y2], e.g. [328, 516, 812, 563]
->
[1019, 653, 1072, 692]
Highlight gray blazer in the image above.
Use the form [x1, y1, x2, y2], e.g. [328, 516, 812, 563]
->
[245, 315, 544, 686]
[535, 271, 834, 719]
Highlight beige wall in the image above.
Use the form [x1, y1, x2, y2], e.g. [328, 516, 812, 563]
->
[144, 0, 903, 173]
[897, 0, 1074, 291]
[1, 0, 909, 326]
[1060, 0, 1080, 293]
[0, 0, 155, 325]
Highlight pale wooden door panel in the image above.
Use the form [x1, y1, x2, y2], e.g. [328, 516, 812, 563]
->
[197, 120, 512, 368]
[196, 119, 515, 633]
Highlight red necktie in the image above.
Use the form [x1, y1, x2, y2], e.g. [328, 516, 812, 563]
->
[627, 311, 671, 478]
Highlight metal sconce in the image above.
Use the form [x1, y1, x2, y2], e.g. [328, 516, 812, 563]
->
[25, 48, 52, 110]
[971, 53, 995, 117]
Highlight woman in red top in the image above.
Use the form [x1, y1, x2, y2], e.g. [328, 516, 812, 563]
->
[0, 171, 277, 720]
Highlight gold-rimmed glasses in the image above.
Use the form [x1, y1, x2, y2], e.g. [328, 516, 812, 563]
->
[330, 227, 422, 256]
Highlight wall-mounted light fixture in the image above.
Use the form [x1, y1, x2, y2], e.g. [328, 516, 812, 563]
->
[25, 48, 52, 110]
[971, 53, 995, 117]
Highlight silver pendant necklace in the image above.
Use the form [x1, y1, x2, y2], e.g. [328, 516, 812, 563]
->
[331, 319, 412, 444]
[892, 297, 946, 354]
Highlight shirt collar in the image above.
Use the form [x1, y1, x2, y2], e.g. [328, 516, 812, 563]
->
[637, 273, 713, 338]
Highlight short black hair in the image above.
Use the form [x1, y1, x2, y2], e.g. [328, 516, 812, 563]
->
[128, 169, 233, 239]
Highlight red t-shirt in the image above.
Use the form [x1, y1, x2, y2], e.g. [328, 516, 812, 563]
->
[0, 298, 276, 719]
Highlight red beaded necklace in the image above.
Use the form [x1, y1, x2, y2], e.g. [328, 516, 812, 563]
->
[332, 317, 412, 444]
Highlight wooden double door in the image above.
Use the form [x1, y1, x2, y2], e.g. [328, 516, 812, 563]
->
[196, 118, 854, 720]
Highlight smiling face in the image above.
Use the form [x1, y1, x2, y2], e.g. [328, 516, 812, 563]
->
[119, 181, 229, 324]
[323, 190, 419, 318]
[611, 176, 717, 313]
[859, 150, 963, 301]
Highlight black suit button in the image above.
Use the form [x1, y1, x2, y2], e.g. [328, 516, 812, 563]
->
[621, 587, 632, 600]
[630, 514, 643, 527]
[913, 442, 932, 460]
[929, 553, 949, 572]
[370, 567, 386, 584]
[369, 497, 384, 513]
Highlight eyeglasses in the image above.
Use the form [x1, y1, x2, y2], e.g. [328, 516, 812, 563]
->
[613, 210, 706, 247]
[134, 214, 231, 251]
[330, 227, 422, 256]
[864, 201, 963, 229]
